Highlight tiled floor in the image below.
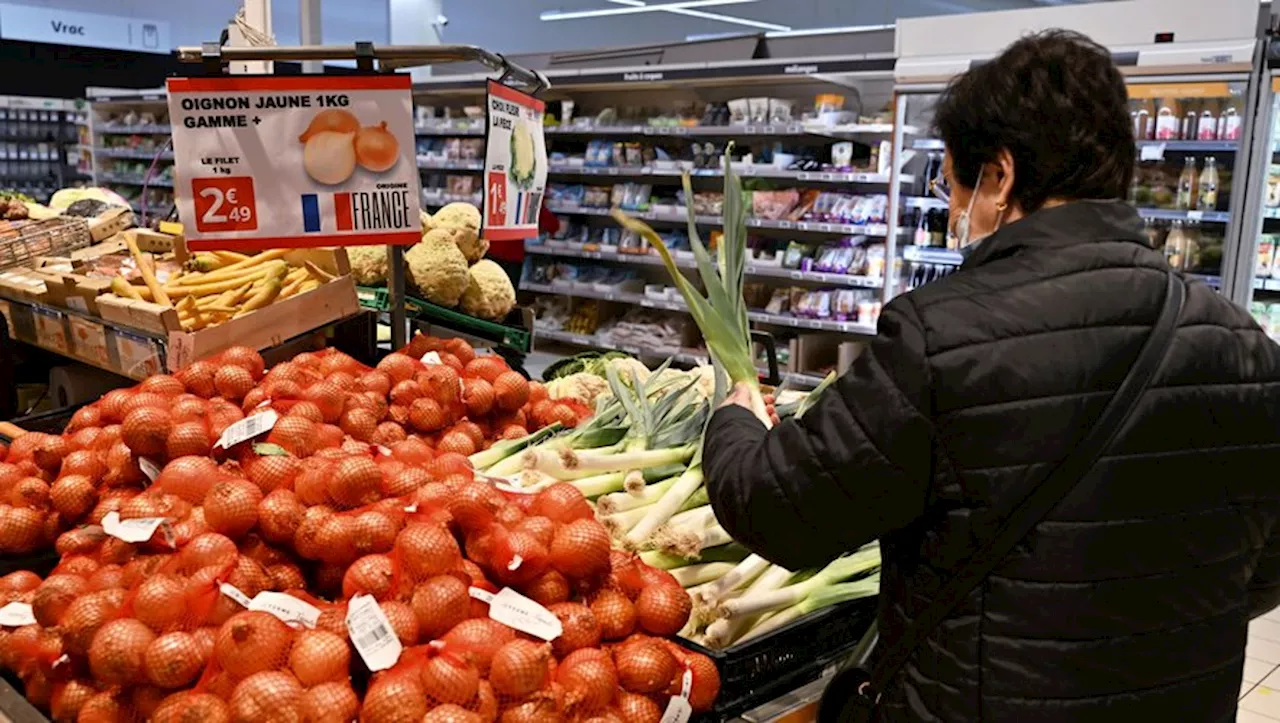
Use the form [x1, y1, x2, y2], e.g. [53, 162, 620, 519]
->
[1239, 608, 1280, 721]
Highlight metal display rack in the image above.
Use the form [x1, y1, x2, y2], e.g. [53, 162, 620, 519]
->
[171, 42, 547, 352]
[410, 37, 909, 387]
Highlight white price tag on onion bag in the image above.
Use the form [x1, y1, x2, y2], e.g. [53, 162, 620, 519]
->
[660, 669, 695, 723]
[420, 351, 442, 365]
[101, 512, 172, 545]
[0, 602, 35, 627]
[249, 591, 321, 629]
[470, 587, 562, 641]
[214, 409, 278, 450]
[347, 594, 402, 671]
[138, 457, 161, 483]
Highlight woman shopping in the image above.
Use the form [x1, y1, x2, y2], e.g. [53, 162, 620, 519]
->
[705, 30, 1280, 723]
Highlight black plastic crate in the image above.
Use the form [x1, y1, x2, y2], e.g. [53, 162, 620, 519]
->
[682, 597, 877, 721]
[1, 404, 82, 442]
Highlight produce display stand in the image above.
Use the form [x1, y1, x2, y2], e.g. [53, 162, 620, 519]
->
[356, 285, 535, 353]
[175, 42, 547, 353]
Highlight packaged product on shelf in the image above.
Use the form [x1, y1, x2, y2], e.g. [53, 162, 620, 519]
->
[1267, 166, 1280, 207]
[611, 142, 627, 167]
[831, 142, 854, 169]
[728, 99, 749, 125]
[583, 186, 611, 209]
[1199, 157, 1220, 210]
[865, 243, 886, 278]
[749, 98, 770, 124]
[751, 189, 799, 220]
[1154, 97, 1181, 140]
[1197, 99, 1221, 141]
[769, 98, 794, 123]
[782, 241, 814, 269]
[765, 288, 791, 314]
[1264, 235, 1280, 279]
[1251, 302, 1270, 336]
[1220, 95, 1245, 140]
[624, 142, 643, 167]
[834, 289, 858, 320]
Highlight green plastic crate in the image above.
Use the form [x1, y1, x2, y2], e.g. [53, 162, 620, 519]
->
[357, 286, 532, 353]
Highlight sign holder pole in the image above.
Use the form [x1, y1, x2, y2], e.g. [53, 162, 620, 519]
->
[175, 42, 548, 352]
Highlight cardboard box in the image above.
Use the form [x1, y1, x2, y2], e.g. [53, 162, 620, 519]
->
[87, 207, 133, 242]
[0, 269, 48, 302]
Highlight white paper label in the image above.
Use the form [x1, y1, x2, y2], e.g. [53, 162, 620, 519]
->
[420, 351, 442, 366]
[660, 695, 692, 723]
[470, 587, 562, 641]
[219, 583, 252, 608]
[101, 511, 169, 544]
[346, 594, 402, 671]
[166, 75, 421, 252]
[65, 296, 89, 313]
[376, 445, 392, 457]
[214, 409, 278, 450]
[138, 457, 161, 482]
[1139, 143, 1166, 162]
[249, 591, 321, 629]
[0, 602, 35, 627]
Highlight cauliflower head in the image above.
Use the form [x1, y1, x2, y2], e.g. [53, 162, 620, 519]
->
[427, 226, 488, 264]
[406, 233, 468, 307]
[433, 202, 481, 233]
[606, 357, 651, 386]
[546, 372, 609, 406]
[420, 210, 435, 235]
[347, 245, 388, 285]
[460, 259, 516, 321]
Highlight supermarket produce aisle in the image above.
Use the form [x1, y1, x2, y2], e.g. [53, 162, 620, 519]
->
[1239, 609, 1280, 720]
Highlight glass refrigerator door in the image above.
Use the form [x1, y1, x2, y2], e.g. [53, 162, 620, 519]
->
[892, 80, 1248, 297]
[1127, 81, 1246, 289]
[1242, 74, 1280, 341]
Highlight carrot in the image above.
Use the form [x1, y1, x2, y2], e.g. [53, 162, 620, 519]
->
[174, 249, 288, 285]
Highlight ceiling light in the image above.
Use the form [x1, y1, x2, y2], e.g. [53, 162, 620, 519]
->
[540, 0, 760, 21]
[661, 6, 789, 30]
[607, 0, 648, 6]
[765, 24, 894, 38]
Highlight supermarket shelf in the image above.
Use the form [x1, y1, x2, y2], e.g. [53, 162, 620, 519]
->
[521, 281, 876, 335]
[0, 293, 165, 381]
[94, 124, 172, 135]
[422, 192, 482, 208]
[95, 147, 173, 160]
[916, 138, 1239, 153]
[1262, 208, 1280, 220]
[417, 122, 912, 139]
[544, 204, 892, 237]
[1189, 273, 1224, 288]
[534, 327, 826, 388]
[1135, 139, 1239, 153]
[1136, 207, 1229, 223]
[98, 173, 174, 188]
[422, 160, 912, 185]
[526, 242, 884, 289]
[1253, 277, 1280, 292]
[417, 157, 483, 171]
[902, 245, 964, 266]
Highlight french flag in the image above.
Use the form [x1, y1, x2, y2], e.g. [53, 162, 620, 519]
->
[301, 194, 322, 233]
[334, 192, 354, 231]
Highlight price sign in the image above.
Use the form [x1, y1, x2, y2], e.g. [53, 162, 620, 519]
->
[483, 81, 548, 241]
[166, 75, 421, 251]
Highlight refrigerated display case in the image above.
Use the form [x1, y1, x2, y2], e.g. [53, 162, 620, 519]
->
[887, 0, 1263, 300]
[886, 76, 1258, 298]
[1231, 35, 1280, 340]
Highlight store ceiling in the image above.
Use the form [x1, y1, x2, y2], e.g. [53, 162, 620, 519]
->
[444, 0, 1120, 54]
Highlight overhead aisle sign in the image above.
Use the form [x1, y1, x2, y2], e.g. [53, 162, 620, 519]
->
[166, 75, 422, 251]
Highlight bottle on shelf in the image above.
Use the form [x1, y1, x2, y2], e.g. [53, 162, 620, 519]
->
[1198, 157, 1219, 211]
[1164, 220, 1187, 270]
[1176, 156, 1198, 211]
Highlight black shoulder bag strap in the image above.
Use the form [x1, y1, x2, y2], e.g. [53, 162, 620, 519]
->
[832, 270, 1185, 721]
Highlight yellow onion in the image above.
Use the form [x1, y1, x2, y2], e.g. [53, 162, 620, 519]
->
[354, 122, 400, 172]
[229, 670, 304, 722]
[288, 630, 350, 687]
[88, 618, 155, 686]
[298, 109, 359, 142]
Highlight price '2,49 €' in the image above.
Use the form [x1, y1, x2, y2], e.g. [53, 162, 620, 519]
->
[193, 176, 258, 233]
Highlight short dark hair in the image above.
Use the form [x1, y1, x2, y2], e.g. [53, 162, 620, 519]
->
[933, 29, 1134, 212]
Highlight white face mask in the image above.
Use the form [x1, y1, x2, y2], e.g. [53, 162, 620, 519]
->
[949, 167, 985, 253]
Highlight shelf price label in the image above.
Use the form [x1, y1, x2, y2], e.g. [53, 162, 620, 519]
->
[166, 75, 422, 251]
[484, 80, 548, 241]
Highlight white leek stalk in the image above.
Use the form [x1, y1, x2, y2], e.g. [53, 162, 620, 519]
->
[701, 564, 794, 649]
[670, 563, 737, 588]
[736, 573, 881, 644]
[596, 475, 679, 514]
[695, 554, 770, 607]
[624, 464, 703, 549]
[714, 547, 880, 621]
